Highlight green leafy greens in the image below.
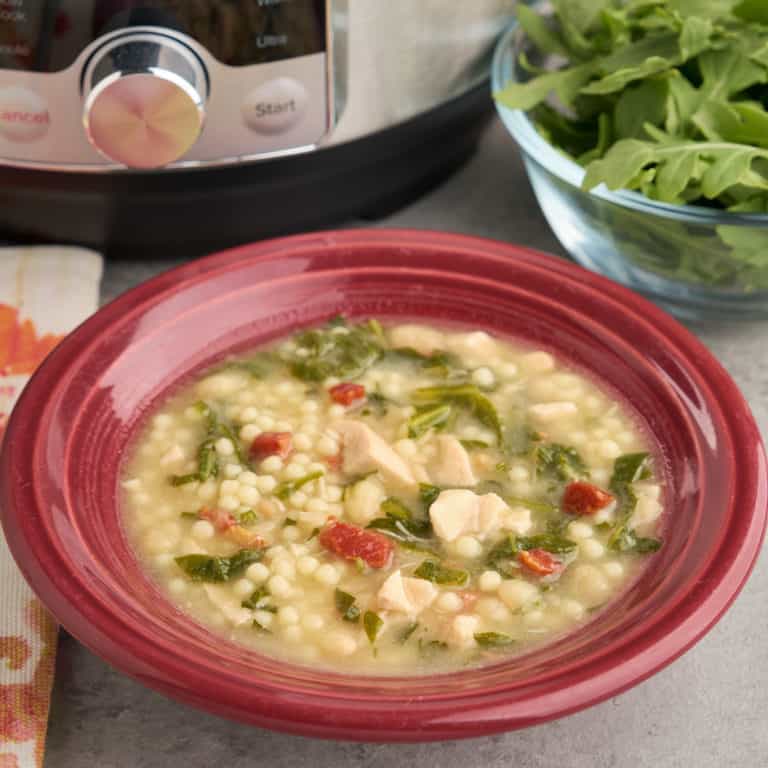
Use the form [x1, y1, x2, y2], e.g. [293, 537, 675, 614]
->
[606, 453, 663, 553]
[413, 560, 470, 587]
[280, 318, 384, 382]
[174, 549, 263, 582]
[495, 0, 768, 290]
[169, 401, 246, 486]
[334, 589, 361, 622]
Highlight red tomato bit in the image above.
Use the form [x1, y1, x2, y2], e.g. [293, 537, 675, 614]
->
[329, 382, 366, 406]
[518, 548, 563, 577]
[250, 431, 292, 460]
[562, 481, 614, 516]
[318, 520, 394, 569]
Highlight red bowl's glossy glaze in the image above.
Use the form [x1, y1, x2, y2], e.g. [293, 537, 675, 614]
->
[1, 230, 765, 741]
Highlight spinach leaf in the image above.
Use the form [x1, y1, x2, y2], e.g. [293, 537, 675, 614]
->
[413, 560, 470, 587]
[334, 589, 361, 622]
[174, 548, 263, 582]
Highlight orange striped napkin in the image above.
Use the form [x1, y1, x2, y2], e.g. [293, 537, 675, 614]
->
[0, 247, 102, 768]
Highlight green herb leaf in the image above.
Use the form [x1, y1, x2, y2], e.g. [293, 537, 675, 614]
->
[474, 632, 516, 648]
[407, 404, 452, 439]
[334, 589, 361, 622]
[282, 321, 383, 382]
[180, 511, 200, 519]
[398, 622, 420, 644]
[419, 483, 442, 510]
[413, 560, 470, 587]
[412, 384, 503, 444]
[363, 611, 383, 645]
[174, 549, 263, 582]
[274, 470, 324, 500]
[252, 620, 271, 633]
[241, 585, 270, 610]
[535, 443, 589, 482]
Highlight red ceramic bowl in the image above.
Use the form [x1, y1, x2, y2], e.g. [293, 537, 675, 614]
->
[1, 230, 765, 741]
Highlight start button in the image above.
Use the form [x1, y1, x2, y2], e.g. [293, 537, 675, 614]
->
[0, 87, 50, 142]
[242, 77, 308, 135]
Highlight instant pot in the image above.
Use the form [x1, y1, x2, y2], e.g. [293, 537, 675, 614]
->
[0, 1, 514, 257]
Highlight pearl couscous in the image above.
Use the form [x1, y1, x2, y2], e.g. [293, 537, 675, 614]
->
[123, 318, 663, 673]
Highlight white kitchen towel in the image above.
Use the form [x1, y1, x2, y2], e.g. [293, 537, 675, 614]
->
[0, 247, 102, 768]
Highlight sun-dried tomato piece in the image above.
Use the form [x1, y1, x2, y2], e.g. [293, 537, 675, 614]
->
[318, 520, 394, 569]
[200, 507, 237, 532]
[328, 382, 366, 406]
[562, 481, 614, 516]
[518, 548, 563, 576]
[250, 431, 292, 460]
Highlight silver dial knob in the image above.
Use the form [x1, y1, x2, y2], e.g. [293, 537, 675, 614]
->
[83, 32, 208, 169]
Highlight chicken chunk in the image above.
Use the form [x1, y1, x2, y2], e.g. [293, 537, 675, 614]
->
[377, 569, 438, 615]
[430, 435, 477, 487]
[429, 489, 508, 542]
[334, 420, 416, 489]
[388, 324, 446, 357]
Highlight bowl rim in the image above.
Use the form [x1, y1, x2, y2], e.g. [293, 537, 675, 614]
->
[491, 20, 768, 227]
[1, 228, 766, 741]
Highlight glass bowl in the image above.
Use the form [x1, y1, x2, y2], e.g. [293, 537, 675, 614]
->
[1, 230, 765, 741]
[492, 22, 768, 322]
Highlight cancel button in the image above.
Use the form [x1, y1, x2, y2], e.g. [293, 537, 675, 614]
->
[242, 78, 308, 135]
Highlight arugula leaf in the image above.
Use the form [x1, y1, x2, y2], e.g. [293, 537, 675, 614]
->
[606, 453, 662, 553]
[273, 470, 324, 500]
[495, 1, 768, 291]
[407, 404, 452, 439]
[174, 549, 263, 582]
[412, 384, 503, 444]
[282, 320, 383, 382]
[334, 589, 361, 622]
[363, 611, 383, 645]
[419, 483, 442, 510]
[535, 443, 589, 482]
[413, 560, 470, 587]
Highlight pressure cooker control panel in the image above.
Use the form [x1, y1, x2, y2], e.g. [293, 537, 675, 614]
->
[0, 0, 333, 169]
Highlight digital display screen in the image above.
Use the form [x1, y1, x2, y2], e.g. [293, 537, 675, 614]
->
[0, 0, 327, 72]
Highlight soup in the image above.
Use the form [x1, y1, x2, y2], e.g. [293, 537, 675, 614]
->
[122, 319, 663, 674]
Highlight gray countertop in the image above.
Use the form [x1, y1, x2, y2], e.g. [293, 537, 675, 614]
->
[47, 120, 768, 768]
